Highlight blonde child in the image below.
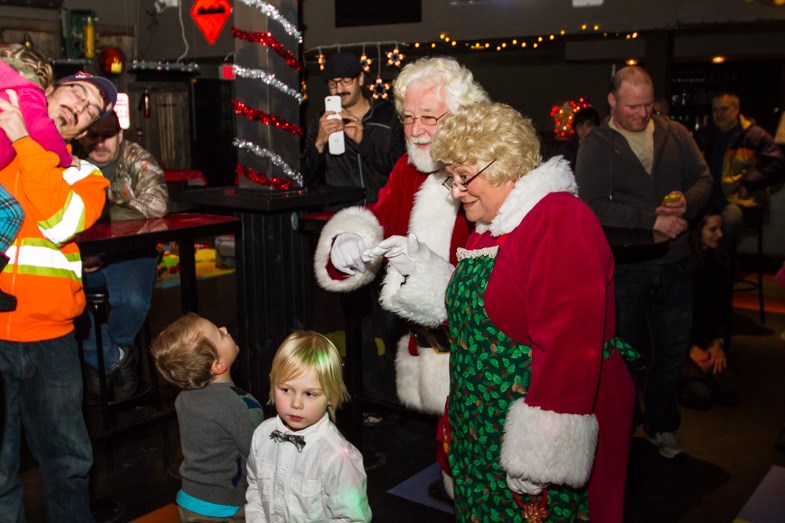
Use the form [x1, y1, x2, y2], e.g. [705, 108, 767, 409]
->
[245, 331, 371, 522]
[151, 313, 264, 522]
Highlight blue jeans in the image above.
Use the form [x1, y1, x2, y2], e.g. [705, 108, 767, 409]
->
[614, 258, 693, 435]
[81, 257, 157, 371]
[0, 334, 94, 522]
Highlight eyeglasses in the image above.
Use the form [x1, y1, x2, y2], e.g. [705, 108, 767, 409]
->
[442, 159, 496, 192]
[326, 77, 356, 88]
[62, 84, 101, 122]
[398, 111, 450, 127]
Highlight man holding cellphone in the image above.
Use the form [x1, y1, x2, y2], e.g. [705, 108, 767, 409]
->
[302, 51, 404, 204]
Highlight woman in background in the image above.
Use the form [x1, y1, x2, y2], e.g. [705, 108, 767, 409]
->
[680, 205, 741, 409]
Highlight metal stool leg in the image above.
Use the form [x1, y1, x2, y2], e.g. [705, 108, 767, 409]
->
[757, 221, 765, 324]
[139, 318, 171, 461]
[87, 291, 115, 467]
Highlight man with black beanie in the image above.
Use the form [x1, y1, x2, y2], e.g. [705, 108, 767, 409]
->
[302, 51, 404, 204]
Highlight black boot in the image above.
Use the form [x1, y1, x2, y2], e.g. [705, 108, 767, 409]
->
[0, 254, 17, 312]
[111, 345, 138, 402]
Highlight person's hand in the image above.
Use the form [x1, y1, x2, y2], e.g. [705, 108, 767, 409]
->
[656, 191, 686, 217]
[506, 475, 545, 495]
[707, 340, 727, 374]
[364, 234, 424, 276]
[314, 110, 345, 153]
[689, 345, 713, 373]
[0, 90, 29, 143]
[653, 214, 688, 239]
[330, 233, 367, 275]
[342, 112, 363, 144]
[82, 255, 104, 274]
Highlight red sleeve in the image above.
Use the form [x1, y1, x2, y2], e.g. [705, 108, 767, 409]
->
[368, 155, 422, 237]
[485, 193, 616, 416]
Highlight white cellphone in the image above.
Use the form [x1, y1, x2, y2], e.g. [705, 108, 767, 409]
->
[325, 95, 345, 155]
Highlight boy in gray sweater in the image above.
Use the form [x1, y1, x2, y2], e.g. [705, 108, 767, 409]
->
[151, 312, 264, 522]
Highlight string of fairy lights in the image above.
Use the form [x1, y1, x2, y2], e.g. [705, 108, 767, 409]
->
[303, 25, 640, 65]
[229, 6, 642, 188]
[303, 26, 641, 100]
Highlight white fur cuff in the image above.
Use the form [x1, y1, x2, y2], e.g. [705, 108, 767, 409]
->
[500, 402, 598, 489]
[379, 254, 453, 327]
[313, 206, 383, 292]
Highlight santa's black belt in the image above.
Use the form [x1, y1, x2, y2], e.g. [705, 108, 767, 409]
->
[407, 322, 451, 354]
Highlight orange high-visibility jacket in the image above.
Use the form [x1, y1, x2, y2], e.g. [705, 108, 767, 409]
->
[0, 137, 108, 341]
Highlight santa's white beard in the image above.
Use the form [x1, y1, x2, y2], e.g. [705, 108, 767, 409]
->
[406, 139, 441, 173]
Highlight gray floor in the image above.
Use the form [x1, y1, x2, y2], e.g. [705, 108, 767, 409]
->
[19, 273, 785, 522]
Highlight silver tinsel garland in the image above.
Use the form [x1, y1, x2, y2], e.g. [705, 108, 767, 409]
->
[232, 138, 303, 188]
[236, 0, 302, 43]
[232, 65, 304, 104]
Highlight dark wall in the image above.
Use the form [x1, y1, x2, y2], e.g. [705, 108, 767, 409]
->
[192, 79, 237, 186]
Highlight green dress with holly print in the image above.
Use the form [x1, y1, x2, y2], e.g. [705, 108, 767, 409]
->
[445, 245, 588, 522]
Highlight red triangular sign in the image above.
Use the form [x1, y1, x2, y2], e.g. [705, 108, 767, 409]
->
[191, 0, 232, 45]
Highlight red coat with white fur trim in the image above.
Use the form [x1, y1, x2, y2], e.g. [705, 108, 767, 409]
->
[404, 157, 634, 521]
[312, 153, 471, 415]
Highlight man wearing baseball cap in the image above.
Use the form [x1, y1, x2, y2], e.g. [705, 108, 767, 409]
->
[77, 110, 169, 404]
[49, 71, 117, 140]
[0, 71, 116, 521]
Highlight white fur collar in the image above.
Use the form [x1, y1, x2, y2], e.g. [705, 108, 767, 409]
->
[476, 156, 577, 237]
[408, 171, 459, 259]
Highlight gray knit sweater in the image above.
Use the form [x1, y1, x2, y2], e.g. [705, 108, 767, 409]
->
[176, 382, 264, 506]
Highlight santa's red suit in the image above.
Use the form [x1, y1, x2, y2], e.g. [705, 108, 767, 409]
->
[314, 154, 470, 417]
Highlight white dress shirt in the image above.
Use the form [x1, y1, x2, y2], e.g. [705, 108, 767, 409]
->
[245, 413, 372, 522]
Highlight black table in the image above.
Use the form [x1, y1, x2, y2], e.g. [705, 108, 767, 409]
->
[76, 213, 241, 314]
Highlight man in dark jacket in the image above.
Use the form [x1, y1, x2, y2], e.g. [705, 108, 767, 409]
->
[698, 92, 785, 245]
[302, 51, 405, 204]
[302, 52, 405, 399]
[576, 66, 712, 460]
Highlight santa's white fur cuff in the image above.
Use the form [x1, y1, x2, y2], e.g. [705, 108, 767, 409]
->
[313, 206, 383, 292]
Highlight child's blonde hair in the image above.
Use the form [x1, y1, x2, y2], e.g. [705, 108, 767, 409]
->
[269, 331, 349, 421]
[150, 312, 219, 390]
[0, 43, 53, 89]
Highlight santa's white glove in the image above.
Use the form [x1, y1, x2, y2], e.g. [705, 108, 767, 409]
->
[364, 233, 424, 277]
[506, 475, 546, 496]
[330, 233, 367, 275]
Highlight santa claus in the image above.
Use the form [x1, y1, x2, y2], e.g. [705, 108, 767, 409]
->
[313, 56, 489, 492]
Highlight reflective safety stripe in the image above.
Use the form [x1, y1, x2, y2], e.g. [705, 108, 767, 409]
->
[63, 159, 101, 185]
[38, 191, 85, 245]
[37, 161, 101, 245]
[5, 244, 82, 280]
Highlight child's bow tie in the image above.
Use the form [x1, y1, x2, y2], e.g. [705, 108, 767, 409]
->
[269, 429, 306, 452]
